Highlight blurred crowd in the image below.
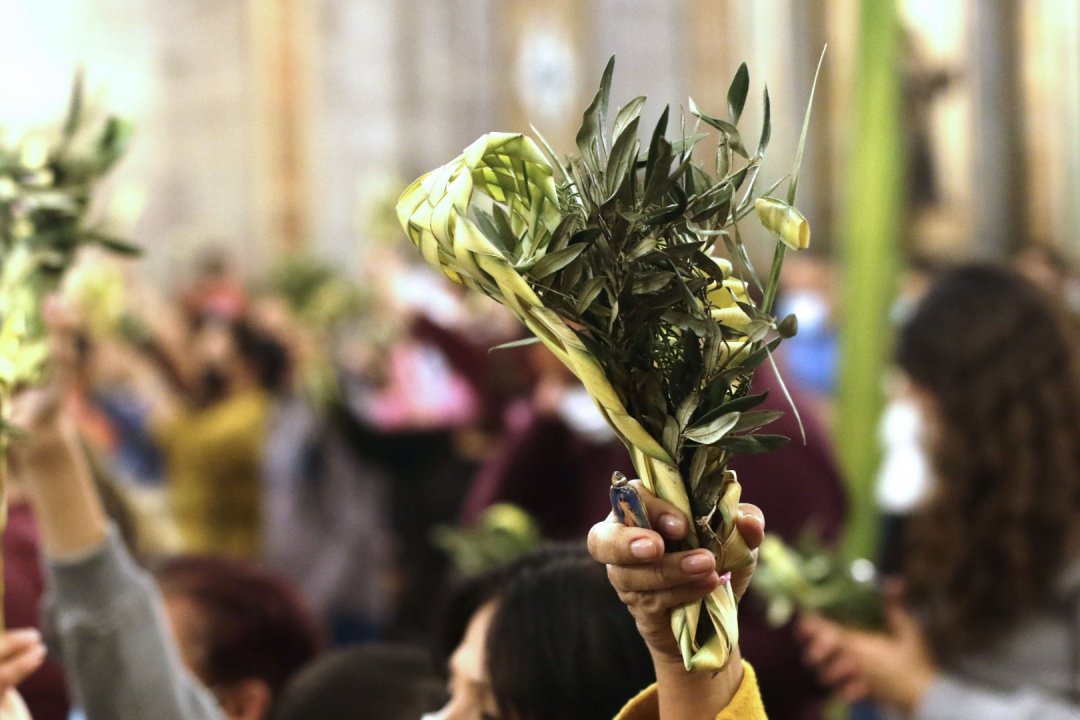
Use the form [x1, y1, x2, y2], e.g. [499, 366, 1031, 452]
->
[1, 236, 1079, 720]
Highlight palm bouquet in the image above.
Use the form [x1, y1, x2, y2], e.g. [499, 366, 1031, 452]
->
[398, 55, 821, 671]
[0, 73, 137, 623]
[754, 534, 885, 630]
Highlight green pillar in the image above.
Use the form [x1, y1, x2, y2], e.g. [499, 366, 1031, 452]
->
[836, 0, 903, 559]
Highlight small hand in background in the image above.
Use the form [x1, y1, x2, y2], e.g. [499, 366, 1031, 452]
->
[0, 628, 46, 720]
[9, 297, 81, 465]
[797, 583, 937, 714]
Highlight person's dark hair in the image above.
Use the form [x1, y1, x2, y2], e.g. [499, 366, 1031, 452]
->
[896, 263, 1080, 660]
[229, 319, 290, 394]
[485, 545, 655, 720]
[272, 644, 446, 720]
[156, 555, 322, 703]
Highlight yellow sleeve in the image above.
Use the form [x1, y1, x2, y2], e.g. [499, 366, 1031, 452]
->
[614, 661, 767, 720]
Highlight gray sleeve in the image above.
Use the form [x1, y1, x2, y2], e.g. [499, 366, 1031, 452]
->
[916, 674, 1080, 720]
[44, 528, 224, 720]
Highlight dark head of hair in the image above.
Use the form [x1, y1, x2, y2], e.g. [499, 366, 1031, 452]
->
[896, 263, 1080, 660]
[485, 545, 655, 720]
[156, 555, 322, 703]
[272, 644, 447, 720]
[229, 319, 290, 394]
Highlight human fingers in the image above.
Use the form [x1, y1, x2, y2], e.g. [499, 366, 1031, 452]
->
[798, 615, 847, 668]
[605, 548, 717, 593]
[0, 630, 46, 692]
[819, 649, 861, 687]
[839, 678, 871, 703]
[587, 518, 667, 566]
[727, 505, 764, 600]
[0, 688, 33, 720]
[615, 573, 723, 620]
[626, 480, 689, 541]
[735, 504, 765, 550]
[0, 630, 42, 665]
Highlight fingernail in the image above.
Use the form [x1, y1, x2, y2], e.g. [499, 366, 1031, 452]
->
[717, 571, 732, 585]
[630, 538, 659, 559]
[737, 510, 763, 527]
[681, 553, 714, 574]
[10, 628, 41, 643]
[658, 513, 684, 536]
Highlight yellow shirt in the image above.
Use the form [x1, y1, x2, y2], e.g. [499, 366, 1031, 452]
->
[158, 390, 270, 559]
[615, 661, 767, 720]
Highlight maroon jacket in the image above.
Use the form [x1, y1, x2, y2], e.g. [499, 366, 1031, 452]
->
[4, 501, 71, 720]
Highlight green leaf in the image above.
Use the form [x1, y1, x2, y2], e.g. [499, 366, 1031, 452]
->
[605, 117, 640, 199]
[670, 133, 709, 158]
[727, 63, 750, 124]
[627, 237, 659, 261]
[685, 411, 741, 445]
[645, 106, 670, 184]
[575, 276, 607, 314]
[63, 69, 85, 140]
[489, 337, 541, 352]
[690, 98, 749, 158]
[689, 446, 711, 490]
[788, 45, 826, 205]
[643, 184, 687, 225]
[530, 125, 568, 182]
[663, 415, 681, 457]
[472, 209, 514, 259]
[662, 310, 712, 338]
[719, 433, 789, 454]
[758, 86, 772, 154]
[83, 230, 141, 256]
[732, 409, 784, 433]
[576, 56, 616, 171]
[631, 272, 674, 294]
[613, 96, 647, 142]
[735, 336, 783, 373]
[676, 391, 701, 429]
[526, 244, 588, 279]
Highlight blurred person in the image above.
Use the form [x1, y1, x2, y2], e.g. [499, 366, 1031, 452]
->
[9, 301, 315, 720]
[134, 315, 288, 558]
[155, 555, 323, 720]
[800, 264, 1080, 718]
[179, 247, 248, 323]
[273, 644, 446, 720]
[775, 253, 840, 417]
[461, 344, 630, 540]
[4, 415, 141, 720]
[464, 341, 845, 719]
[430, 545, 655, 720]
[587, 482, 769, 719]
[730, 361, 847, 720]
[253, 294, 396, 643]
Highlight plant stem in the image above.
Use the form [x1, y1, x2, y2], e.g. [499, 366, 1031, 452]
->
[761, 242, 787, 315]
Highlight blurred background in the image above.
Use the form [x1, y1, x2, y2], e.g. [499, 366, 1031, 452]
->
[1, 0, 1079, 717]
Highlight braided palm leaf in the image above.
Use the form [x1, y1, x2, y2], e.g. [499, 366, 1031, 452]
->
[398, 56, 820, 670]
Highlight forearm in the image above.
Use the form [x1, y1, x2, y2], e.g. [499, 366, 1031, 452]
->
[18, 423, 109, 558]
[46, 527, 223, 720]
[652, 645, 745, 720]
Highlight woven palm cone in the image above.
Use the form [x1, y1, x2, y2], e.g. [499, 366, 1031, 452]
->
[397, 57, 818, 671]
